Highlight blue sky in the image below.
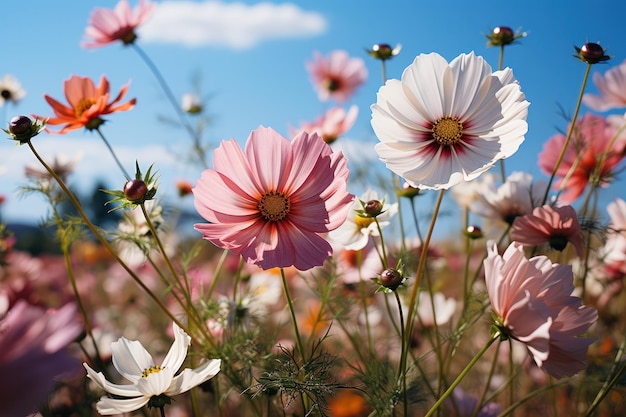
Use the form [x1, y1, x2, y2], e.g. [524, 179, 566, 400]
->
[1, 0, 626, 232]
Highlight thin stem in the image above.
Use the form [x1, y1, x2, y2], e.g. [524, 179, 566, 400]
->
[424, 333, 500, 417]
[26, 140, 200, 345]
[131, 43, 207, 168]
[583, 334, 626, 417]
[280, 268, 305, 361]
[541, 63, 592, 205]
[95, 127, 131, 180]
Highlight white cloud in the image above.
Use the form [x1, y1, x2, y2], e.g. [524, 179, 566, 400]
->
[139, 1, 327, 49]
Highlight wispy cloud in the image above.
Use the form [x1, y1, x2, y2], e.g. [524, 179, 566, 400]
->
[139, 1, 327, 49]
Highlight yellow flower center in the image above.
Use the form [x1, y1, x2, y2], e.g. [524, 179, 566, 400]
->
[74, 97, 97, 118]
[354, 215, 375, 229]
[258, 191, 290, 221]
[432, 116, 463, 146]
[141, 365, 163, 378]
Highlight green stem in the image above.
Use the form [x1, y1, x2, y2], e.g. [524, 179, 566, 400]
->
[26, 140, 199, 345]
[131, 43, 207, 168]
[280, 268, 305, 361]
[583, 334, 626, 417]
[541, 63, 592, 205]
[95, 127, 131, 180]
[424, 333, 500, 417]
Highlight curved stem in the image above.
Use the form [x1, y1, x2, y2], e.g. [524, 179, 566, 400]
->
[131, 43, 207, 168]
[26, 140, 199, 345]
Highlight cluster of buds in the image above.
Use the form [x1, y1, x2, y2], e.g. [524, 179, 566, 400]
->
[485, 26, 526, 47]
[3, 115, 46, 144]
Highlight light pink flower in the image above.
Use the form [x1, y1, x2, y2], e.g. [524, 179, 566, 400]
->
[484, 242, 597, 379]
[0, 300, 82, 417]
[82, 0, 156, 48]
[538, 113, 626, 203]
[293, 105, 358, 144]
[583, 59, 626, 111]
[372, 52, 529, 190]
[193, 126, 354, 270]
[306, 50, 367, 103]
[511, 204, 584, 258]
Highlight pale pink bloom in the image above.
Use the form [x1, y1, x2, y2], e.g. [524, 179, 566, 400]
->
[484, 242, 597, 379]
[511, 204, 584, 258]
[193, 126, 354, 270]
[417, 292, 457, 327]
[450, 172, 496, 209]
[293, 105, 358, 144]
[372, 52, 529, 190]
[0, 300, 82, 417]
[306, 50, 367, 103]
[329, 188, 397, 251]
[82, 0, 156, 48]
[607, 197, 626, 233]
[470, 171, 547, 224]
[598, 198, 626, 278]
[538, 113, 626, 203]
[583, 59, 626, 111]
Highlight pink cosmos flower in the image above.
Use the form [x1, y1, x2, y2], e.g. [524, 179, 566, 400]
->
[511, 204, 584, 258]
[306, 50, 368, 103]
[0, 299, 82, 417]
[484, 242, 597, 379]
[293, 105, 359, 144]
[82, 0, 156, 48]
[372, 52, 529, 190]
[193, 126, 354, 270]
[582, 59, 626, 111]
[538, 113, 626, 203]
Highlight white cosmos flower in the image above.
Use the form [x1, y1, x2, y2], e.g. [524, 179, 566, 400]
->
[0, 74, 26, 106]
[371, 51, 529, 190]
[84, 322, 221, 415]
[329, 188, 398, 251]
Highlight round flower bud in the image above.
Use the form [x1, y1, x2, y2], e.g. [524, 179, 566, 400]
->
[576, 42, 610, 64]
[464, 225, 483, 240]
[380, 268, 403, 290]
[124, 179, 149, 203]
[364, 199, 383, 216]
[367, 43, 401, 61]
[9, 115, 33, 135]
[491, 26, 515, 45]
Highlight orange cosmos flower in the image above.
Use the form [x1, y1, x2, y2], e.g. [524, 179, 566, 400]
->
[42, 75, 136, 134]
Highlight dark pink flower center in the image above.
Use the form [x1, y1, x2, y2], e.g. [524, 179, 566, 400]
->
[258, 191, 290, 221]
[432, 116, 463, 146]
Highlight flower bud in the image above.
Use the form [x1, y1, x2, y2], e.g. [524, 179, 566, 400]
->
[124, 179, 149, 203]
[364, 199, 383, 217]
[464, 225, 483, 240]
[486, 26, 526, 47]
[575, 42, 611, 64]
[380, 268, 403, 290]
[9, 115, 32, 135]
[4, 115, 46, 144]
[397, 182, 420, 199]
[367, 43, 401, 61]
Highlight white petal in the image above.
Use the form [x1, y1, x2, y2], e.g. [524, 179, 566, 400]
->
[166, 359, 221, 395]
[161, 322, 191, 372]
[84, 363, 142, 397]
[111, 338, 154, 383]
[96, 395, 150, 415]
[136, 367, 174, 396]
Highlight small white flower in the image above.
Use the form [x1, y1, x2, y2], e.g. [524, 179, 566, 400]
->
[417, 292, 457, 327]
[181, 93, 203, 114]
[84, 322, 221, 415]
[0, 74, 26, 106]
[329, 188, 398, 251]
